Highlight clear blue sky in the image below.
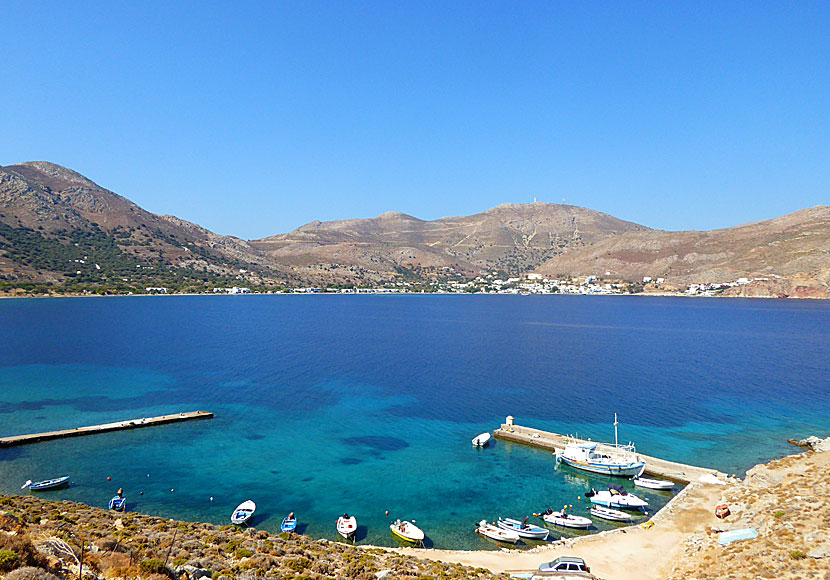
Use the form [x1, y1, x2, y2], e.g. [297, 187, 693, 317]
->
[1, 2, 827, 239]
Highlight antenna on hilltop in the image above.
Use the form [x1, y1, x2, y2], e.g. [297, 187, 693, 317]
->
[534, 196, 537, 204]
[563, 197, 566, 205]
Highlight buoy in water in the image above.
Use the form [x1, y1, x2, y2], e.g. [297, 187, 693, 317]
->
[385, 510, 389, 516]
[210, 497, 214, 502]
[170, 489, 175, 492]
[107, 477, 111, 481]
[139, 492, 144, 495]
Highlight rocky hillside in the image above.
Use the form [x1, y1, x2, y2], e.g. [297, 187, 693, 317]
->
[0, 495, 504, 580]
[250, 203, 649, 283]
[537, 206, 830, 297]
[0, 162, 289, 292]
[667, 448, 830, 579]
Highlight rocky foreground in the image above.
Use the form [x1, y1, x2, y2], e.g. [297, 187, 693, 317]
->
[0, 497, 505, 580]
[667, 448, 830, 579]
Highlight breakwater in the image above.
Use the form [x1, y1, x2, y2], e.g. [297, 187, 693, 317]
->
[0, 411, 214, 447]
[493, 418, 727, 483]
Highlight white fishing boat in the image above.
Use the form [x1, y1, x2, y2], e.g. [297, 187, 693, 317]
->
[24, 476, 70, 491]
[472, 432, 491, 447]
[585, 486, 649, 510]
[496, 517, 549, 540]
[589, 506, 632, 522]
[390, 519, 425, 544]
[534, 508, 592, 529]
[633, 476, 675, 490]
[476, 519, 520, 544]
[554, 414, 645, 477]
[231, 500, 256, 525]
[337, 514, 357, 540]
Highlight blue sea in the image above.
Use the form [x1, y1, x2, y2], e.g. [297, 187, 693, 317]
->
[0, 295, 828, 549]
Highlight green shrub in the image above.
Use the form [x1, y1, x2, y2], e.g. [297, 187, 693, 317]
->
[140, 558, 172, 578]
[234, 548, 253, 559]
[0, 549, 21, 572]
[790, 549, 807, 560]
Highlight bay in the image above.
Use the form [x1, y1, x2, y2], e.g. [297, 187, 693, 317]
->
[0, 295, 827, 549]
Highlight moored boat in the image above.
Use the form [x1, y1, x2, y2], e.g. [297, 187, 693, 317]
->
[472, 432, 491, 447]
[585, 485, 649, 510]
[554, 414, 645, 477]
[281, 512, 297, 533]
[589, 506, 631, 522]
[390, 519, 425, 544]
[109, 495, 126, 512]
[496, 517, 549, 540]
[336, 514, 357, 540]
[231, 500, 256, 525]
[25, 476, 70, 491]
[475, 520, 520, 544]
[633, 476, 675, 490]
[534, 508, 592, 529]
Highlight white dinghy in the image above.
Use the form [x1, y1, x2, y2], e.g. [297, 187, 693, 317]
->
[496, 517, 549, 540]
[633, 476, 675, 490]
[472, 432, 491, 447]
[476, 520, 520, 544]
[585, 485, 649, 510]
[589, 506, 632, 522]
[231, 500, 256, 525]
[337, 513, 357, 540]
[535, 508, 592, 529]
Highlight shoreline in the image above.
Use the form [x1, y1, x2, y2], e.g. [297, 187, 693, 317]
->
[4, 448, 826, 580]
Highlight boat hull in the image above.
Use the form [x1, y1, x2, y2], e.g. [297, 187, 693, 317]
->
[29, 476, 70, 491]
[587, 491, 648, 510]
[108, 497, 126, 512]
[231, 500, 256, 525]
[496, 518, 549, 540]
[390, 520, 424, 543]
[633, 477, 675, 490]
[541, 512, 592, 529]
[590, 506, 631, 522]
[476, 521, 520, 544]
[557, 455, 645, 477]
[281, 518, 297, 533]
[337, 516, 357, 540]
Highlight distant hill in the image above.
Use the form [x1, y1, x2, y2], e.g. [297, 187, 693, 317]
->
[0, 162, 288, 292]
[537, 206, 830, 298]
[250, 203, 649, 284]
[1, 161, 828, 297]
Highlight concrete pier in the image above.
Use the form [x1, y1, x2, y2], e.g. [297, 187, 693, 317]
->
[493, 418, 726, 484]
[0, 411, 214, 447]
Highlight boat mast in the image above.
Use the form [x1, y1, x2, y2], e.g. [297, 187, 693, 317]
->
[614, 413, 619, 447]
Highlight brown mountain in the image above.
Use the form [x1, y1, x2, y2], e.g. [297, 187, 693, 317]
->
[250, 203, 650, 283]
[537, 206, 830, 297]
[0, 161, 287, 289]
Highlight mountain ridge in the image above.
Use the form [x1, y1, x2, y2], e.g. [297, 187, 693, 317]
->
[1, 161, 828, 296]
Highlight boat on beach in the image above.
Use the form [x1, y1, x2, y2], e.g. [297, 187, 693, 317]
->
[633, 476, 675, 490]
[390, 519, 425, 544]
[109, 495, 126, 511]
[281, 513, 297, 533]
[496, 517, 549, 540]
[475, 519, 521, 544]
[336, 514, 357, 540]
[472, 432, 491, 447]
[534, 508, 592, 529]
[585, 485, 649, 510]
[554, 414, 645, 477]
[231, 500, 256, 525]
[589, 506, 632, 522]
[25, 476, 70, 491]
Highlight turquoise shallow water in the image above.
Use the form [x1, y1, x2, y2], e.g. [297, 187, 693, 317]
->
[0, 295, 828, 549]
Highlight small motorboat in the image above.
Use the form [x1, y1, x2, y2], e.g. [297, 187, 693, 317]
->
[585, 485, 649, 510]
[633, 476, 675, 490]
[472, 432, 491, 447]
[475, 520, 520, 544]
[496, 517, 549, 540]
[109, 495, 127, 512]
[589, 506, 631, 522]
[281, 512, 297, 533]
[534, 508, 592, 529]
[25, 476, 70, 491]
[337, 513, 357, 540]
[231, 500, 256, 525]
[390, 519, 425, 544]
